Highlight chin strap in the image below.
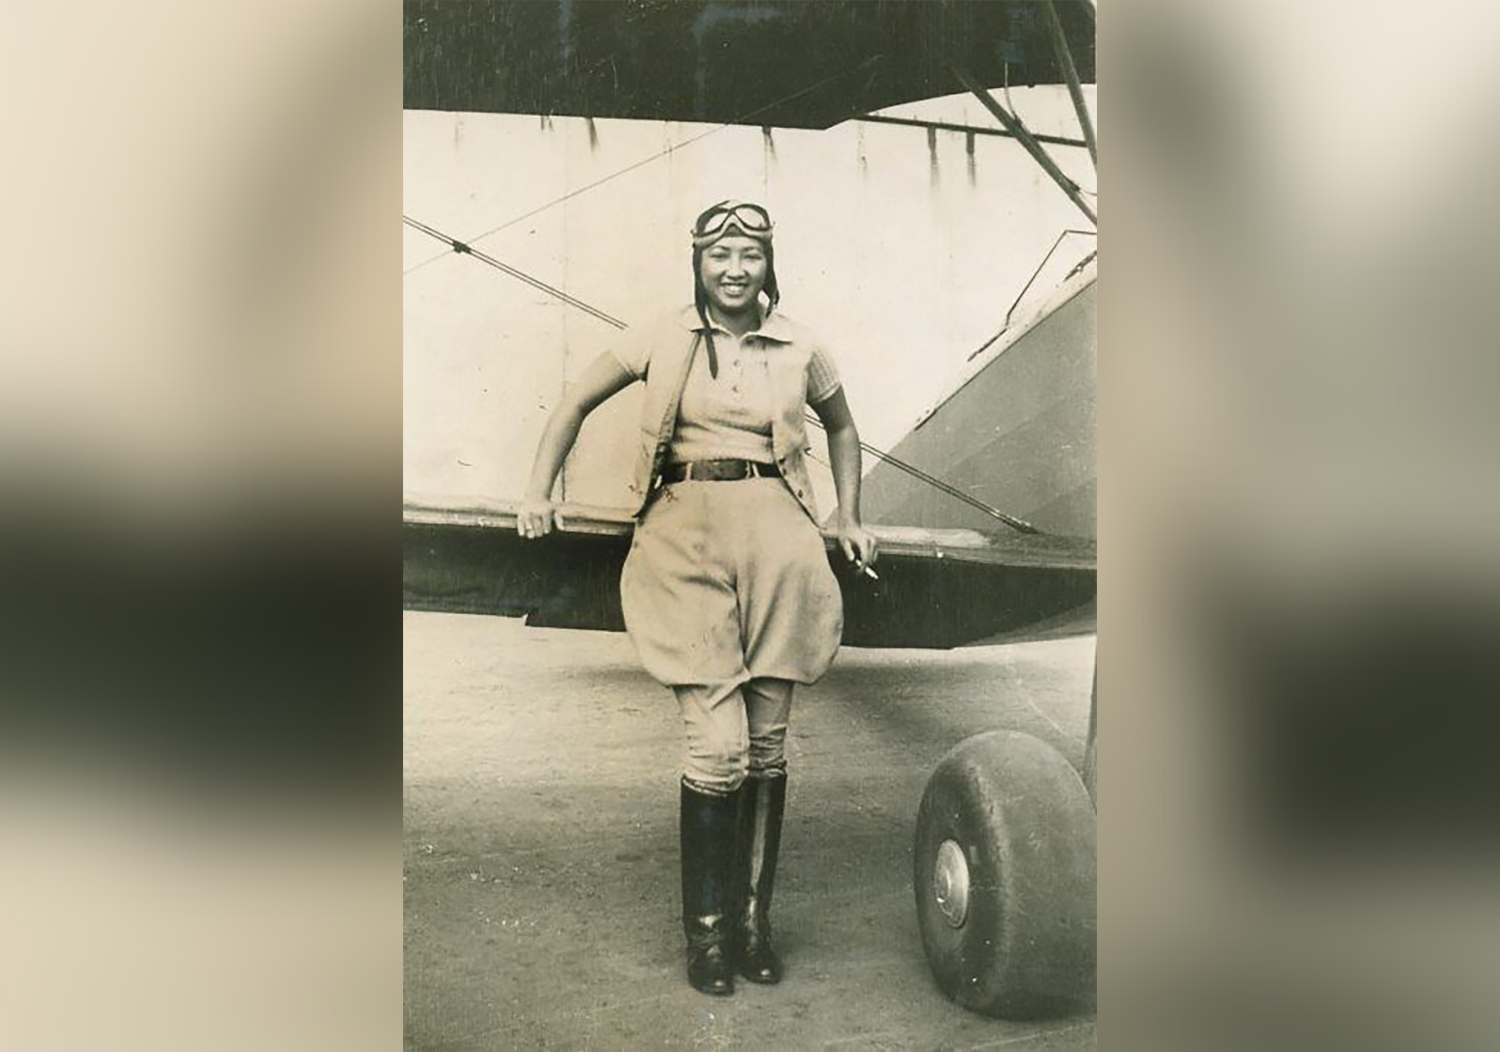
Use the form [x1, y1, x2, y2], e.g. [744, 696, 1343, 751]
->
[704, 331, 719, 379]
[695, 306, 719, 379]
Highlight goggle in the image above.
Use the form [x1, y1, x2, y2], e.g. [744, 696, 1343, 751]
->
[691, 201, 773, 245]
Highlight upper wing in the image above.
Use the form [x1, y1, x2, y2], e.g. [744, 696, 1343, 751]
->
[404, 499, 1095, 649]
[403, 1, 1095, 129]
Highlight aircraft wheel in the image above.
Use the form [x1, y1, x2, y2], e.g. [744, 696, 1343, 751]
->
[913, 730, 1096, 1018]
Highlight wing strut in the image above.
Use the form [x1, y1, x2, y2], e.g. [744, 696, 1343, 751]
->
[951, 66, 1096, 227]
[852, 113, 1088, 151]
[1042, 0, 1098, 167]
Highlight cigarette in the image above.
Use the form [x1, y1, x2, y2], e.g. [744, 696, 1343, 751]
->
[861, 564, 879, 580]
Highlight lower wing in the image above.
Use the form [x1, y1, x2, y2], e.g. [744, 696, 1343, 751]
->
[403, 498, 1096, 649]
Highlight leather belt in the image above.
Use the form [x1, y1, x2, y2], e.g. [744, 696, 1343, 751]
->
[660, 458, 781, 483]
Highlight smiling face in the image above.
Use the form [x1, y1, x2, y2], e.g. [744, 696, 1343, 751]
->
[698, 234, 768, 320]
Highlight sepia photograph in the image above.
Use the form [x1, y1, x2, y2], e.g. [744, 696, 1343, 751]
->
[403, 2, 1097, 1047]
[14, 0, 1500, 1049]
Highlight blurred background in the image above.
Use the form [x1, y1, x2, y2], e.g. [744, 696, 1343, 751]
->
[0, 2, 398, 1051]
[1106, 1, 1500, 1049]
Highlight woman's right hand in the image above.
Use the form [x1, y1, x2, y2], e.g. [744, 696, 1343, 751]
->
[516, 497, 562, 540]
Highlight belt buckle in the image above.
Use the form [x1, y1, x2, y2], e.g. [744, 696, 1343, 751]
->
[684, 462, 695, 482]
[742, 461, 754, 480]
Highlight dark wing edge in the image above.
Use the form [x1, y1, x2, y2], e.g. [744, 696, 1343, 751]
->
[403, 499, 1095, 649]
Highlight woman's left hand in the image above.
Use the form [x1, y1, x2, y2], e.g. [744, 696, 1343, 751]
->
[834, 515, 878, 573]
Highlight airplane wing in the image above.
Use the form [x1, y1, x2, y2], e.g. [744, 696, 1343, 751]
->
[404, 499, 1095, 649]
[403, 0, 1095, 129]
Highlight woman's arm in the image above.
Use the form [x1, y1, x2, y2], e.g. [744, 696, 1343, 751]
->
[517, 350, 636, 538]
[812, 388, 878, 569]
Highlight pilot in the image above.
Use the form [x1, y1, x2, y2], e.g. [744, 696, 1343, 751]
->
[517, 200, 877, 996]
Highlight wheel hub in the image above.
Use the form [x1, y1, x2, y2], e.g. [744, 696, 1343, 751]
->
[933, 839, 970, 928]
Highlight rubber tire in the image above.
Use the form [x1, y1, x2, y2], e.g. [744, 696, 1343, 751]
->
[913, 730, 1097, 1018]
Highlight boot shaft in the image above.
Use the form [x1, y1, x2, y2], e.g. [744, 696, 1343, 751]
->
[680, 778, 741, 932]
[737, 774, 787, 925]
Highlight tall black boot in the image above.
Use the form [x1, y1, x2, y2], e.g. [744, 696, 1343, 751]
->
[680, 777, 739, 996]
[735, 773, 787, 984]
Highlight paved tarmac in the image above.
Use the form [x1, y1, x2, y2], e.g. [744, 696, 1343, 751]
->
[404, 611, 1096, 1051]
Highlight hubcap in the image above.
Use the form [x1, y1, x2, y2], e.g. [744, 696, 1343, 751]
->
[933, 839, 970, 929]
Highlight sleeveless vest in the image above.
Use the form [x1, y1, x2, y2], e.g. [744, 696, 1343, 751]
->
[627, 306, 822, 523]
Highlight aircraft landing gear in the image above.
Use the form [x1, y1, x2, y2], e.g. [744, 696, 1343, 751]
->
[913, 729, 1096, 1019]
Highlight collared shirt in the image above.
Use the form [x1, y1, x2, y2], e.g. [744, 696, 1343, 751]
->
[610, 305, 843, 522]
[666, 311, 841, 464]
[610, 306, 841, 403]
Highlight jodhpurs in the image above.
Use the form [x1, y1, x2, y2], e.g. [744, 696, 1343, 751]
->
[673, 677, 794, 795]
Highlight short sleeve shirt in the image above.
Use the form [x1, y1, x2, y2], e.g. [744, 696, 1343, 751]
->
[610, 307, 842, 464]
[606, 318, 659, 382]
[805, 343, 842, 404]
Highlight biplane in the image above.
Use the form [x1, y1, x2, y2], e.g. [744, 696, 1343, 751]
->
[404, 0, 1097, 1020]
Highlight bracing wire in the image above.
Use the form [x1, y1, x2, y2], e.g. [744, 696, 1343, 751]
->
[403, 216, 629, 329]
[803, 413, 1036, 533]
[404, 56, 886, 278]
[403, 209, 1041, 534]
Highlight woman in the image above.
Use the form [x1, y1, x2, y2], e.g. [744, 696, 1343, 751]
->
[517, 200, 877, 996]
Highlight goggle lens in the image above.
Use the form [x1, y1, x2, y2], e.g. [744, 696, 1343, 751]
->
[694, 203, 772, 239]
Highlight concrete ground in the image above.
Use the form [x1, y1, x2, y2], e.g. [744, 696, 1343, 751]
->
[404, 611, 1096, 1051]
